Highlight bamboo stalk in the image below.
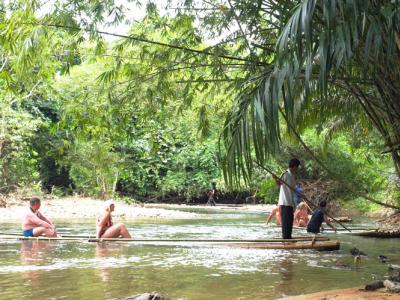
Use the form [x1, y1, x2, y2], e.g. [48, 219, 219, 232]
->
[0, 234, 340, 250]
[0, 234, 330, 243]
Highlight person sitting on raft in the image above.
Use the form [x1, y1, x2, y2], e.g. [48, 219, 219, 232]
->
[293, 202, 310, 227]
[307, 200, 336, 233]
[22, 197, 58, 237]
[266, 206, 281, 225]
[96, 199, 132, 239]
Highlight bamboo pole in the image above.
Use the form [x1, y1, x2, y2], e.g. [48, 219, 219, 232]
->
[0, 234, 331, 243]
[0, 235, 340, 250]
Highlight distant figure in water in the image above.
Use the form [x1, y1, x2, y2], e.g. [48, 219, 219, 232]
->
[206, 182, 217, 206]
[22, 197, 58, 237]
[96, 200, 132, 238]
[266, 206, 282, 225]
[307, 200, 336, 233]
[293, 202, 310, 227]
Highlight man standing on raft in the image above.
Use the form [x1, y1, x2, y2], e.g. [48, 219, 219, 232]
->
[274, 158, 301, 239]
[22, 197, 58, 237]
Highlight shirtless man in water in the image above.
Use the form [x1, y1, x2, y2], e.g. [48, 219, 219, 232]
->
[22, 197, 58, 237]
[96, 200, 132, 238]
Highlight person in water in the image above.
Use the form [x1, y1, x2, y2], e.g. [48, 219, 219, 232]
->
[22, 197, 58, 237]
[293, 202, 310, 227]
[266, 206, 282, 225]
[96, 199, 132, 238]
[274, 158, 301, 239]
[293, 183, 303, 208]
[307, 200, 337, 233]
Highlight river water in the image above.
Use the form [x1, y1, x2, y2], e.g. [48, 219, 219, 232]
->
[0, 208, 399, 299]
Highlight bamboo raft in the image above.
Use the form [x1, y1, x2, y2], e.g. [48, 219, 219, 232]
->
[351, 229, 400, 238]
[273, 225, 377, 232]
[0, 234, 340, 251]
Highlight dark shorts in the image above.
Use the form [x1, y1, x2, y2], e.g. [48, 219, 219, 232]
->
[307, 227, 320, 234]
[23, 228, 34, 237]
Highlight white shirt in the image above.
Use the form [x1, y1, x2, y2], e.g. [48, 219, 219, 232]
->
[278, 169, 296, 207]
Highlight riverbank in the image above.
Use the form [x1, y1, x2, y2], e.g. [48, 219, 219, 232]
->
[0, 196, 275, 222]
[281, 287, 400, 299]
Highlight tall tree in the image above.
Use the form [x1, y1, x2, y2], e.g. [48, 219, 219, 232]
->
[191, 0, 400, 183]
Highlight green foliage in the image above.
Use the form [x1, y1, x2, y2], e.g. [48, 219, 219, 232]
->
[160, 143, 220, 199]
[258, 179, 279, 204]
[0, 99, 42, 188]
[218, 0, 400, 187]
[0, 1, 398, 211]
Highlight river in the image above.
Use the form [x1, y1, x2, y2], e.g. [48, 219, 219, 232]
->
[0, 208, 398, 299]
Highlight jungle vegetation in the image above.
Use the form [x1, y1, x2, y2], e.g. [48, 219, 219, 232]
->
[0, 0, 399, 209]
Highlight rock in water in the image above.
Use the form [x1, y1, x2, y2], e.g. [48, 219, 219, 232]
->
[378, 255, 388, 263]
[389, 265, 400, 272]
[353, 255, 361, 267]
[350, 247, 367, 256]
[120, 292, 169, 300]
[390, 272, 400, 283]
[384, 280, 400, 293]
[365, 280, 384, 291]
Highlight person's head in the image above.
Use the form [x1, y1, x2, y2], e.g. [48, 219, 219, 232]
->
[104, 199, 115, 212]
[30, 197, 41, 212]
[288, 158, 301, 173]
[297, 202, 307, 211]
[319, 200, 327, 208]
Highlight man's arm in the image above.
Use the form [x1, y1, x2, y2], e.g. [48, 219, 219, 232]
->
[273, 175, 282, 186]
[323, 214, 337, 232]
[37, 211, 54, 226]
[28, 212, 52, 228]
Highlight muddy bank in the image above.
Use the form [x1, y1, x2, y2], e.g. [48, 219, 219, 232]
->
[0, 196, 274, 222]
[378, 212, 400, 228]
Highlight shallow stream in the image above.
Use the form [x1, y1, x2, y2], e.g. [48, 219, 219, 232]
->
[0, 208, 398, 299]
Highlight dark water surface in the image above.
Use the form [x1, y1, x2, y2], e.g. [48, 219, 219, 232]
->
[0, 209, 398, 299]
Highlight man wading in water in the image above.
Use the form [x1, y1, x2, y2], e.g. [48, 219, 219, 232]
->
[274, 158, 301, 239]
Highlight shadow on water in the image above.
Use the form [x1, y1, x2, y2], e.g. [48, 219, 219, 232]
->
[0, 212, 399, 299]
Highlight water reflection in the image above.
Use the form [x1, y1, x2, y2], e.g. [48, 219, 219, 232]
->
[274, 257, 295, 298]
[95, 243, 124, 283]
[20, 240, 55, 263]
[20, 241, 55, 290]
